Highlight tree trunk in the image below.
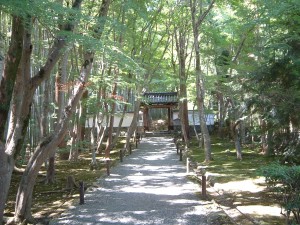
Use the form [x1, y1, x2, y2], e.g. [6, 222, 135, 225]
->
[190, 0, 215, 162]
[0, 142, 14, 224]
[235, 133, 242, 160]
[96, 85, 109, 154]
[69, 113, 79, 161]
[46, 49, 69, 184]
[3, 16, 71, 215]
[266, 127, 274, 156]
[216, 91, 225, 137]
[90, 116, 97, 166]
[125, 99, 141, 150]
[1, 1, 84, 222]
[260, 118, 268, 153]
[78, 90, 88, 149]
[231, 121, 242, 160]
[13, 52, 94, 223]
[96, 125, 107, 154]
[0, 16, 24, 140]
[174, 29, 190, 146]
[112, 89, 129, 148]
[192, 103, 201, 146]
[196, 80, 212, 161]
[41, 79, 53, 183]
[105, 81, 117, 158]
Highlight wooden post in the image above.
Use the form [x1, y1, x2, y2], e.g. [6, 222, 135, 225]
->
[202, 175, 207, 197]
[79, 181, 84, 205]
[106, 159, 110, 176]
[176, 141, 179, 154]
[186, 157, 189, 174]
[120, 149, 123, 162]
[179, 148, 183, 161]
[129, 143, 132, 154]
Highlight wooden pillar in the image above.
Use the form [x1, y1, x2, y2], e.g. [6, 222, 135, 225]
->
[168, 107, 171, 131]
[168, 107, 174, 130]
[143, 107, 149, 131]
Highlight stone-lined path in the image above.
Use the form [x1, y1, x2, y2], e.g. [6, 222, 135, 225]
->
[50, 137, 219, 225]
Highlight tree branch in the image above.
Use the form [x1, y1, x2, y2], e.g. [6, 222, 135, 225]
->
[196, 0, 216, 28]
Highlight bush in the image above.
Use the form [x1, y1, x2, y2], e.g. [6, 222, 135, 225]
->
[259, 163, 300, 224]
[272, 132, 300, 165]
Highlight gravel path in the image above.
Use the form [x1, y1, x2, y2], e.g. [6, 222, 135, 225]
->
[50, 137, 216, 225]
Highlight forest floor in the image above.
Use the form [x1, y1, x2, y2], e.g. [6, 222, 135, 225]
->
[5, 135, 285, 224]
[188, 137, 285, 225]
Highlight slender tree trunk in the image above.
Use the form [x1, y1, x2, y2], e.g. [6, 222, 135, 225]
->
[217, 91, 225, 137]
[46, 50, 69, 184]
[96, 86, 109, 154]
[266, 127, 274, 156]
[78, 90, 88, 149]
[196, 78, 212, 161]
[190, 0, 215, 162]
[240, 119, 246, 144]
[180, 46, 190, 144]
[105, 81, 117, 158]
[112, 89, 130, 148]
[192, 103, 201, 146]
[69, 114, 79, 161]
[41, 79, 55, 183]
[231, 121, 242, 160]
[96, 125, 107, 154]
[125, 99, 141, 150]
[174, 30, 190, 146]
[90, 116, 97, 166]
[260, 118, 268, 153]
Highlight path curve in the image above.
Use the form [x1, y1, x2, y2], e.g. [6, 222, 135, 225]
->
[50, 137, 216, 225]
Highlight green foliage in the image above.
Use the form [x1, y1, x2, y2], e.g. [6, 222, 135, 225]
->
[271, 132, 300, 165]
[259, 163, 300, 224]
[0, 0, 82, 31]
[242, 0, 300, 161]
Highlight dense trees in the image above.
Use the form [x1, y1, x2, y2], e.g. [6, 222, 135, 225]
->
[0, 0, 300, 223]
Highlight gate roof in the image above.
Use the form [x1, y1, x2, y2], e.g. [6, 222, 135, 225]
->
[142, 92, 178, 107]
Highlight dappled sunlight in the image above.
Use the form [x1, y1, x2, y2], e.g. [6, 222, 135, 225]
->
[121, 185, 185, 195]
[51, 137, 216, 225]
[214, 178, 266, 193]
[189, 136, 287, 224]
[237, 205, 281, 217]
[166, 199, 200, 205]
[209, 177, 284, 224]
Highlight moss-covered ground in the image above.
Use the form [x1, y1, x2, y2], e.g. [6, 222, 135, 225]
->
[188, 136, 285, 225]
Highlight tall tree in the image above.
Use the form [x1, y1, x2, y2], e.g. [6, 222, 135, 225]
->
[0, 16, 24, 140]
[0, 1, 83, 223]
[189, 0, 215, 162]
[12, 0, 111, 222]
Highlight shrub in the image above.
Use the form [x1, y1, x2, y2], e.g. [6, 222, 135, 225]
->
[259, 163, 300, 224]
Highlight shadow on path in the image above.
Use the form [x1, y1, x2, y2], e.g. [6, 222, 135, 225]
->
[50, 137, 217, 225]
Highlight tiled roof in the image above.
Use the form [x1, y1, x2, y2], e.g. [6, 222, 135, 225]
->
[142, 92, 178, 105]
